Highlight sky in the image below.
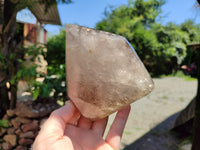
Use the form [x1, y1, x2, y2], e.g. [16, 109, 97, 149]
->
[17, 0, 200, 35]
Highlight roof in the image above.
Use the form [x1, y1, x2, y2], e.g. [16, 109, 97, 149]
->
[187, 43, 200, 51]
[29, 2, 61, 25]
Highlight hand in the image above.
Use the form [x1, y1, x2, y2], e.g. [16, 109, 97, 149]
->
[33, 100, 131, 150]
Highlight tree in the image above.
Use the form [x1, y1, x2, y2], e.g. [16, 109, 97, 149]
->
[181, 20, 200, 43]
[30, 29, 67, 102]
[0, 0, 71, 118]
[96, 0, 200, 76]
[46, 29, 66, 101]
[46, 29, 66, 70]
[96, 0, 177, 75]
[96, 0, 165, 32]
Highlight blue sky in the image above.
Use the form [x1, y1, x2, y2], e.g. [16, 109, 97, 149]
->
[17, 0, 200, 35]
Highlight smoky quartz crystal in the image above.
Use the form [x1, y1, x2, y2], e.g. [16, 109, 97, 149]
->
[66, 24, 154, 120]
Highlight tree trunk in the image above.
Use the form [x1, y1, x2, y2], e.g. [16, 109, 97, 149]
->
[191, 50, 200, 150]
[10, 83, 17, 109]
[0, 1, 18, 116]
[0, 85, 9, 118]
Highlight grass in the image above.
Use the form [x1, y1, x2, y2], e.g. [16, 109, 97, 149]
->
[179, 97, 184, 102]
[161, 96, 168, 99]
[123, 131, 132, 135]
[135, 127, 142, 131]
[158, 70, 197, 81]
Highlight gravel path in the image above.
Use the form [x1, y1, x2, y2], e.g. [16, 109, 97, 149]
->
[106, 77, 197, 150]
[19, 77, 197, 149]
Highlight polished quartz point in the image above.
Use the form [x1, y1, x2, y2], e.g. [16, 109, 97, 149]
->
[66, 24, 154, 120]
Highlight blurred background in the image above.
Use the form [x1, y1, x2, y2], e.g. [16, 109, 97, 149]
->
[0, 0, 200, 149]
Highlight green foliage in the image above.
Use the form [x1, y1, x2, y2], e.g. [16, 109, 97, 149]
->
[181, 20, 200, 43]
[96, 0, 165, 32]
[0, 0, 74, 117]
[96, 0, 200, 76]
[152, 23, 189, 63]
[10, 45, 45, 86]
[45, 29, 66, 69]
[160, 70, 197, 81]
[30, 29, 67, 102]
[31, 72, 66, 101]
[0, 120, 9, 128]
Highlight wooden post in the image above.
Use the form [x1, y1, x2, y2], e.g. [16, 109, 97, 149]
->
[0, 85, 10, 118]
[192, 47, 200, 150]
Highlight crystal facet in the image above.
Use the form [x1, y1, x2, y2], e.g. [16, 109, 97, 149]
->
[66, 24, 154, 120]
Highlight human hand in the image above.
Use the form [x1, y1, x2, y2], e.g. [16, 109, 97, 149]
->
[33, 100, 131, 150]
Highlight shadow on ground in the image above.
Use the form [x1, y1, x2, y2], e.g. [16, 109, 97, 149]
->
[123, 112, 183, 150]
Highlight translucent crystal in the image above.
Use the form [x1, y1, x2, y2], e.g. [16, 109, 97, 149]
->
[66, 24, 154, 120]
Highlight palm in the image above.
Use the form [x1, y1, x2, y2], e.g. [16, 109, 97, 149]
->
[64, 124, 111, 150]
[33, 101, 130, 150]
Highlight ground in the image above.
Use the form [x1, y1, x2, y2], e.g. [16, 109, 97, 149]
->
[17, 76, 197, 149]
[106, 77, 197, 150]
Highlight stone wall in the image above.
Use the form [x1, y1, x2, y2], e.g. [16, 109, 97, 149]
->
[0, 99, 59, 150]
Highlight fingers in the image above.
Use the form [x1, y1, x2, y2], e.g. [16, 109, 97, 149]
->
[105, 105, 131, 150]
[67, 107, 80, 126]
[91, 117, 108, 137]
[40, 101, 77, 138]
[77, 115, 93, 129]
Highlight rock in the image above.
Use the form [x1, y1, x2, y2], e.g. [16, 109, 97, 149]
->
[15, 128, 22, 135]
[15, 100, 59, 118]
[14, 145, 27, 150]
[20, 131, 35, 138]
[11, 118, 21, 129]
[3, 134, 17, 146]
[0, 128, 6, 136]
[15, 117, 31, 124]
[18, 138, 33, 146]
[3, 114, 9, 120]
[6, 109, 15, 117]
[66, 24, 154, 120]
[15, 102, 40, 118]
[7, 128, 15, 134]
[2, 142, 13, 150]
[21, 120, 39, 132]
